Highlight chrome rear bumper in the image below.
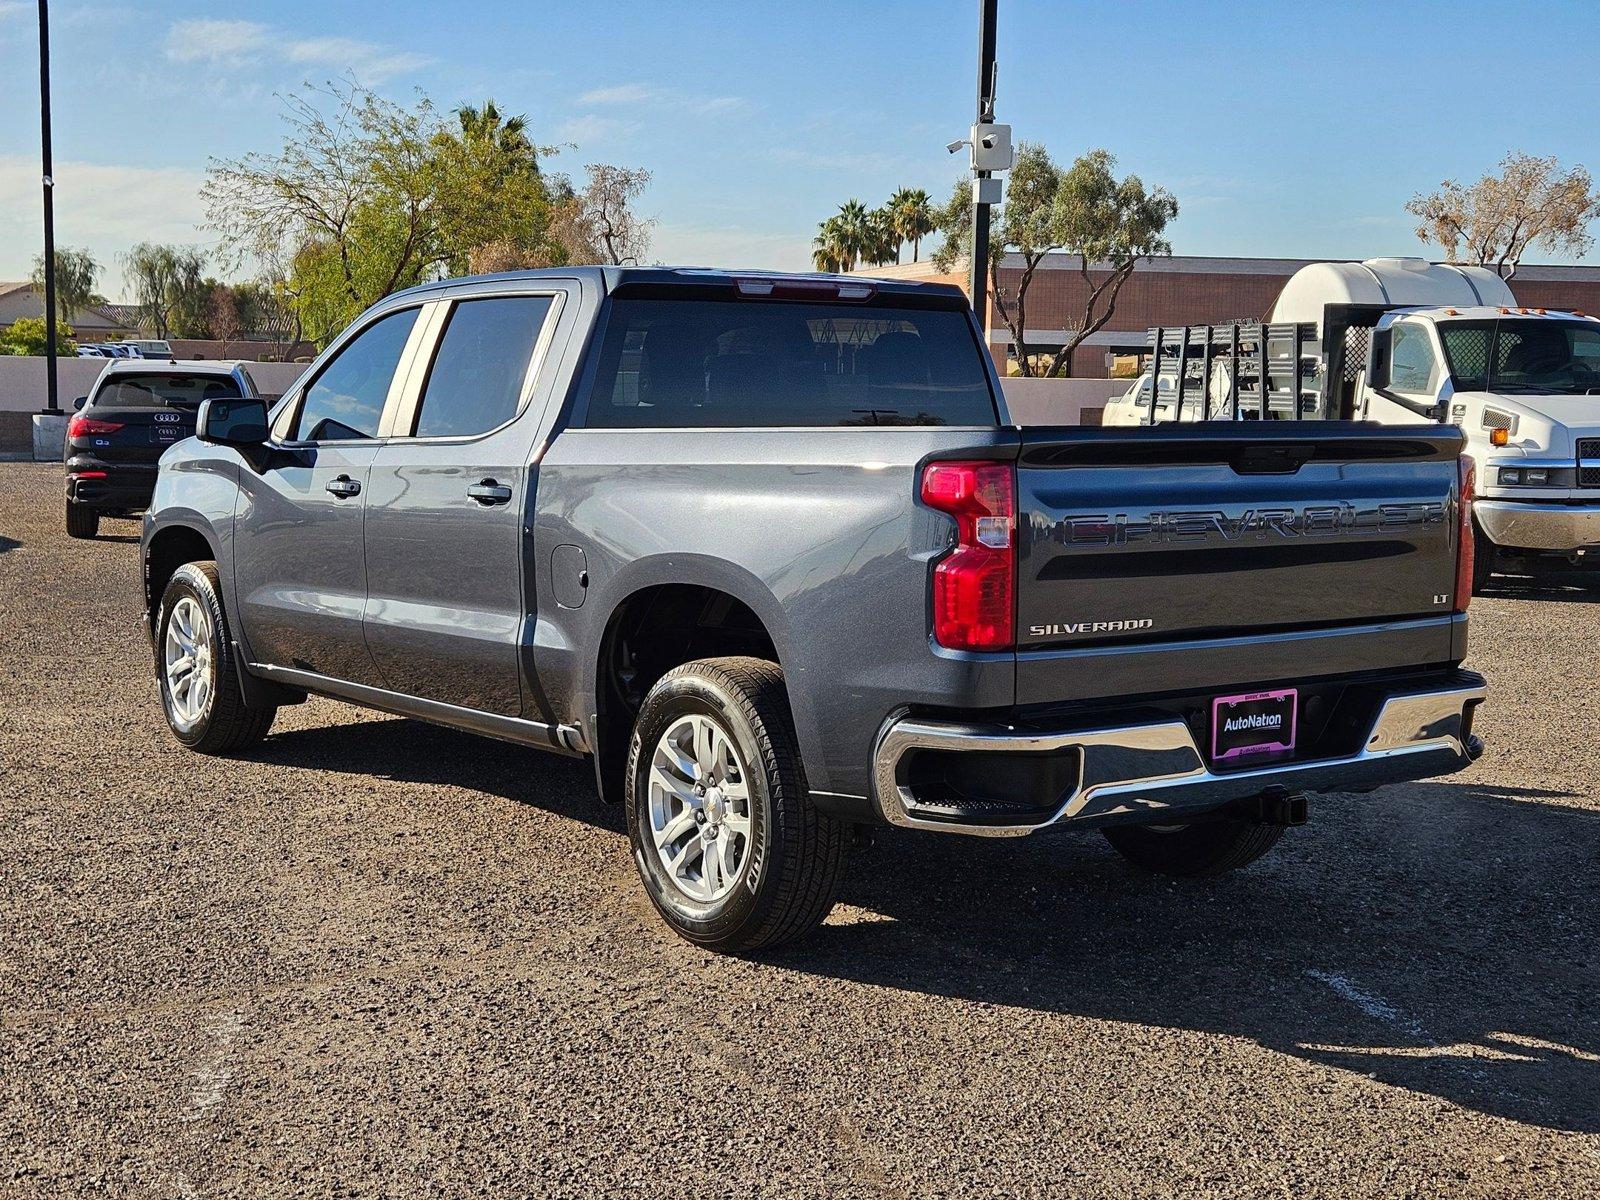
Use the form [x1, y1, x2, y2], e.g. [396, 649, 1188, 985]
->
[872, 675, 1486, 837]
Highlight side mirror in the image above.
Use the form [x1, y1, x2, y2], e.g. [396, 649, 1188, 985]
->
[1369, 329, 1392, 390]
[197, 397, 269, 446]
[72, 396, 87, 411]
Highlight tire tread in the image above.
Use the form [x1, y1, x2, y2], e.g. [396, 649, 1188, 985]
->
[638, 656, 844, 951]
[159, 562, 275, 754]
[65, 502, 98, 540]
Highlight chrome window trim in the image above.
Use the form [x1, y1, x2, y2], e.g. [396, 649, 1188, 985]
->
[270, 302, 433, 447]
[384, 290, 568, 445]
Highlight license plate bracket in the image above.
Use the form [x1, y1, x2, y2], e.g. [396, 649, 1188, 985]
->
[1211, 688, 1297, 765]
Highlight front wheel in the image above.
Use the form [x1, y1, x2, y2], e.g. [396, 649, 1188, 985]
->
[156, 562, 276, 754]
[1103, 818, 1284, 877]
[624, 656, 844, 952]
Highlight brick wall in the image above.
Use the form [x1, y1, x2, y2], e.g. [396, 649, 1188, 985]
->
[984, 259, 1600, 377]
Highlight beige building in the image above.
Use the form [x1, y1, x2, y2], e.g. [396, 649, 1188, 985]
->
[0, 282, 139, 342]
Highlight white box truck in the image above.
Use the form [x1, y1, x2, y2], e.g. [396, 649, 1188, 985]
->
[1105, 257, 1600, 589]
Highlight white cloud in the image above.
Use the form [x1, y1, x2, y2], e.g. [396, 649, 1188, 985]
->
[573, 82, 747, 117]
[651, 224, 813, 274]
[0, 156, 209, 299]
[579, 84, 653, 105]
[165, 18, 270, 63]
[555, 114, 640, 145]
[286, 36, 432, 83]
[163, 18, 430, 83]
[0, 1, 30, 18]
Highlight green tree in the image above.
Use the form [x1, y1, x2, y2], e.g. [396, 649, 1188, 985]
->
[864, 206, 899, 266]
[454, 100, 546, 175]
[812, 216, 847, 272]
[2, 316, 76, 356]
[1042, 150, 1177, 377]
[933, 143, 1064, 374]
[888, 187, 936, 262]
[933, 146, 1177, 377]
[204, 82, 446, 344]
[30, 247, 101, 321]
[122, 243, 208, 339]
[827, 200, 873, 271]
[204, 82, 580, 344]
[433, 99, 565, 275]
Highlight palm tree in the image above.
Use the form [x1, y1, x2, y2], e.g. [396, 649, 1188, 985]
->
[812, 216, 847, 272]
[456, 100, 540, 175]
[833, 200, 873, 271]
[888, 187, 936, 262]
[865, 207, 899, 266]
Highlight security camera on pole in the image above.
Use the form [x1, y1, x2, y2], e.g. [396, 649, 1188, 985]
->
[948, 0, 1012, 339]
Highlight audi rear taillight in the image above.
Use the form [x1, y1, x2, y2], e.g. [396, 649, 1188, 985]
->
[66, 415, 124, 438]
[1455, 454, 1475, 612]
[921, 460, 1015, 651]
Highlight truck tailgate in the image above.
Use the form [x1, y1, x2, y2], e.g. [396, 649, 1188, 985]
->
[1015, 423, 1466, 656]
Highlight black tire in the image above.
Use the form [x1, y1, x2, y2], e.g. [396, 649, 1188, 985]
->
[1471, 517, 1494, 595]
[155, 561, 276, 754]
[65, 501, 98, 540]
[1103, 817, 1284, 878]
[624, 656, 844, 952]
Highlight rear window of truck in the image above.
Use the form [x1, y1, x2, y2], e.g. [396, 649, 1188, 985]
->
[582, 299, 997, 428]
[92, 373, 241, 409]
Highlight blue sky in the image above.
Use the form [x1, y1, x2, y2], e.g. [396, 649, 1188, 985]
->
[1, 0, 1596, 299]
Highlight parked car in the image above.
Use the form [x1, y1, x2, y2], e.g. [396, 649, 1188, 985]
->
[64, 360, 262, 539]
[1110, 257, 1600, 589]
[140, 267, 1486, 951]
[109, 339, 175, 360]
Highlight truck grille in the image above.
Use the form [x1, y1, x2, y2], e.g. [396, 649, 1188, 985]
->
[1579, 439, 1600, 488]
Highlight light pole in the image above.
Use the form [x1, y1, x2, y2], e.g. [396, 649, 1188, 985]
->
[38, 0, 58, 414]
[969, 0, 998, 323]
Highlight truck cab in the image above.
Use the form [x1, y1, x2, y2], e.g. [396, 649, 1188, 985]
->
[1360, 305, 1600, 585]
[1121, 257, 1600, 589]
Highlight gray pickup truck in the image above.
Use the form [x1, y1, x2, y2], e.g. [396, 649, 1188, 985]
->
[142, 267, 1486, 951]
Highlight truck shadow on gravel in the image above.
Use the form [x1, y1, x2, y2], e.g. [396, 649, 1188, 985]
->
[785, 781, 1600, 1135]
[1481, 575, 1600, 603]
[247, 719, 1599, 1134]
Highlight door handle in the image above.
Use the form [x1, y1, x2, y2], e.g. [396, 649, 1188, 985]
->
[467, 479, 513, 505]
[325, 475, 361, 498]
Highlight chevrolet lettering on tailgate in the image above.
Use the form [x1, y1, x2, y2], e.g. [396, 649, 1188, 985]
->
[1047, 501, 1448, 547]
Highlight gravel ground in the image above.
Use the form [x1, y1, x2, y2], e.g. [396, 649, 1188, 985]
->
[2, 460, 1598, 1199]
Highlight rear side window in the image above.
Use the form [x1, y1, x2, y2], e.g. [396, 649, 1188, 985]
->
[583, 298, 996, 428]
[1389, 322, 1438, 394]
[412, 296, 554, 438]
[93, 373, 240, 409]
[293, 308, 419, 441]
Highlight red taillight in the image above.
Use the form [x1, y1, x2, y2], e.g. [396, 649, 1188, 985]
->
[921, 460, 1015, 651]
[71, 470, 107, 479]
[67, 415, 124, 438]
[1455, 454, 1475, 612]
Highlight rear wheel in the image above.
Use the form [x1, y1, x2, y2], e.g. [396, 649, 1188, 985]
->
[65, 501, 98, 540]
[156, 562, 276, 754]
[1103, 817, 1284, 877]
[625, 656, 844, 952]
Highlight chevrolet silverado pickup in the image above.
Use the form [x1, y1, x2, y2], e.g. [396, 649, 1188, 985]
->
[141, 267, 1486, 951]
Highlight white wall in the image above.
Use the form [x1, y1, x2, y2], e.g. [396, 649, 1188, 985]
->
[0, 358, 308, 413]
[999, 377, 1125, 426]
